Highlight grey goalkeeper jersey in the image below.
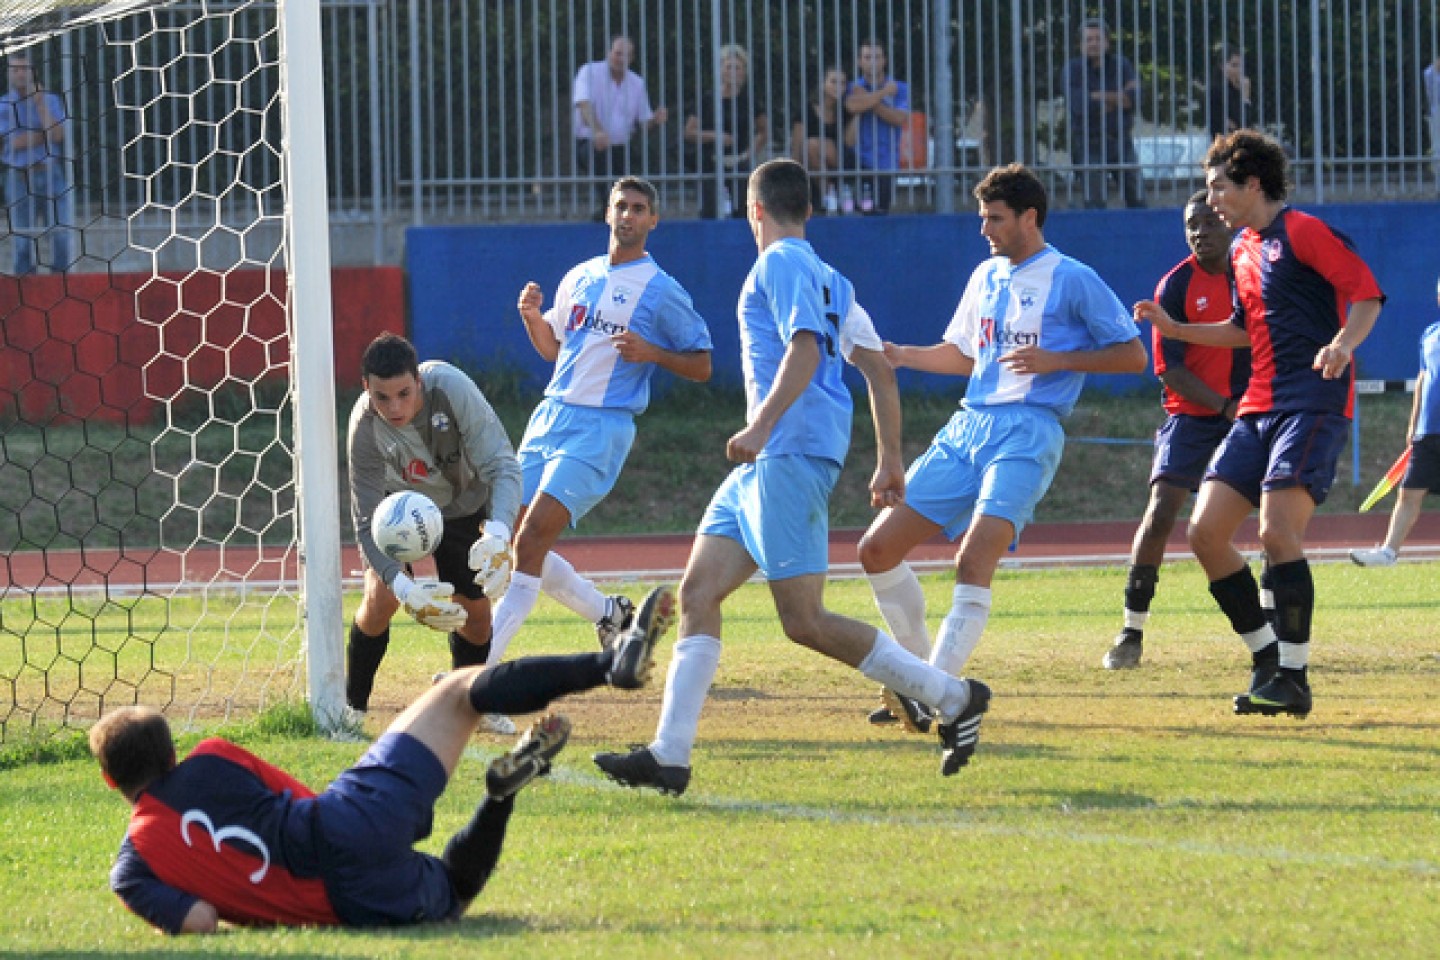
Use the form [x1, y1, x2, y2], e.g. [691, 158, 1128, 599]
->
[348, 361, 522, 587]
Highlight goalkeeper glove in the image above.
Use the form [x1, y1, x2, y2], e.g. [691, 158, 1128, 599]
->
[468, 520, 513, 599]
[392, 574, 468, 632]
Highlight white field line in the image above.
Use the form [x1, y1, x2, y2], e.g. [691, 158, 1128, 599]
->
[475, 755, 1436, 878]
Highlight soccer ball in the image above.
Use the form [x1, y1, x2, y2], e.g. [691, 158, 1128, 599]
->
[371, 491, 444, 563]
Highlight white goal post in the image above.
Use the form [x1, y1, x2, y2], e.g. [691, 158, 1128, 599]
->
[0, 0, 344, 740]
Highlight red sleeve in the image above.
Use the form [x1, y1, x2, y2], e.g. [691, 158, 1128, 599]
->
[188, 739, 317, 799]
[1286, 211, 1383, 308]
[1152, 263, 1189, 377]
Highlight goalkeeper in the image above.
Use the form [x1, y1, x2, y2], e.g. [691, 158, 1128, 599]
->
[90, 586, 674, 934]
[346, 333, 523, 729]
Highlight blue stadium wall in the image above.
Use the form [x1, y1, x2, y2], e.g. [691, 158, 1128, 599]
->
[406, 202, 1438, 397]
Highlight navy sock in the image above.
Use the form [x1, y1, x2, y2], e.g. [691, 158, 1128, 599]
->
[345, 623, 389, 711]
[442, 795, 513, 903]
[1207, 565, 1267, 636]
[467, 652, 611, 716]
[1123, 564, 1159, 615]
[450, 631, 492, 670]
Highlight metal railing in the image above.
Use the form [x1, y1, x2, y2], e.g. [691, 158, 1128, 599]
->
[12, 0, 1440, 261]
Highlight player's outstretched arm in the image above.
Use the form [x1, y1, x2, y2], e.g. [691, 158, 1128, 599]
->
[1136, 300, 1249, 348]
[850, 345, 905, 507]
[883, 340, 973, 376]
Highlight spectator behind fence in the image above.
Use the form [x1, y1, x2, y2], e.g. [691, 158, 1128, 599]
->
[1209, 46, 1253, 138]
[1061, 18, 1145, 210]
[572, 35, 668, 220]
[1425, 55, 1440, 194]
[791, 65, 857, 214]
[844, 39, 908, 215]
[684, 44, 767, 219]
[0, 51, 77, 274]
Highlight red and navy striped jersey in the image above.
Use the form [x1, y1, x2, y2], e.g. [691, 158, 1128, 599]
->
[1153, 255, 1250, 417]
[109, 738, 339, 933]
[1229, 207, 1383, 417]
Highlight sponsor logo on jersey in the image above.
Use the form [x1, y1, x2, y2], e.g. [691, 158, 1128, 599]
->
[1263, 239, 1283, 262]
[565, 303, 627, 336]
[403, 458, 429, 483]
[431, 412, 450, 432]
[1196, 295, 1210, 311]
[978, 315, 1038, 351]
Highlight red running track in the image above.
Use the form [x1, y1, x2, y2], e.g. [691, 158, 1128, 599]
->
[6, 513, 1438, 591]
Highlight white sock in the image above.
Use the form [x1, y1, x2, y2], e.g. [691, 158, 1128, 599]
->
[1241, 624, 1277, 654]
[1278, 642, 1309, 670]
[540, 551, 607, 622]
[929, 584, 991, 676]
[858, 630, 971, 724]
[485, 571, 541, 665]
[1123, 609, 1149, 631]
[650, 634, 722, 767]
[866, 563, 930, 658]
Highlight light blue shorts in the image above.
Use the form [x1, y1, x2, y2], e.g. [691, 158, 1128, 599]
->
[518, 398, 636, 526]
[905, 405, 1064, 542]
[698, 454, 840, 580]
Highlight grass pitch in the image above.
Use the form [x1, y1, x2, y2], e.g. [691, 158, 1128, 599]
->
[3, 560, 1437, 958]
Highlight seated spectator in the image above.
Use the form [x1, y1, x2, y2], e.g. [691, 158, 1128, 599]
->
[684, 44, 768, 219]
[572, 35, 668, 219]
[790, 66, 857, 214]
[844, 39, 908, 214]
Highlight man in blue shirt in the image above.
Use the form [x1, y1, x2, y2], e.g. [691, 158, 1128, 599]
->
[484, 176, 712, 678]
[594, 159, 994, 792]
[858, 163, 1145, 729]
[844, 39, 909, 215]
[0, 51, 77, 274]
[1062, 19, 1146, 210]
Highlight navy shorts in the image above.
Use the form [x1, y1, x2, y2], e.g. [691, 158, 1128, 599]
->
[434, 507, 488, 601]
[1401, 434, 1440, 492]
[1206, 411, 1349, 507]
[1150, 413, 1232, 491]
[315, 731, 460, 926]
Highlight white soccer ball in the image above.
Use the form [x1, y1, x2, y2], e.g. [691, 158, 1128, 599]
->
[371, 491, 445, 564]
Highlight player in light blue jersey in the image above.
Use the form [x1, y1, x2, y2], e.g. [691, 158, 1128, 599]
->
[594, 159, 996, 791]
[858, 164, 1146, 728]
[481, 177, 713, 671]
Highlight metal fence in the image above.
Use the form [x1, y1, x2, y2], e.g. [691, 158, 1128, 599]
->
[14, 0, 1440, 260]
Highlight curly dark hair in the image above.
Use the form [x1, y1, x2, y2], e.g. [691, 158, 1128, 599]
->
[1204, 129, 1289, 202]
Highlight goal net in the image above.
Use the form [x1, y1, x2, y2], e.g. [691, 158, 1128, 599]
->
[0, 0, 343, 742]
